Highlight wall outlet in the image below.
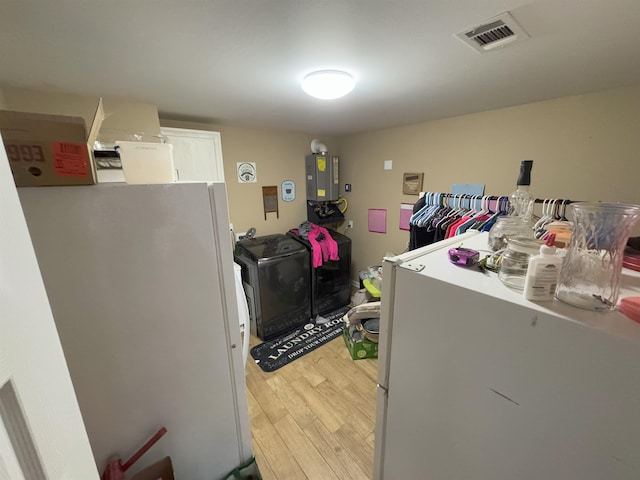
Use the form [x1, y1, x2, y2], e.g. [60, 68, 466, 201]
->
[235, 232, 247, 241]
[347, 220, 354, 228]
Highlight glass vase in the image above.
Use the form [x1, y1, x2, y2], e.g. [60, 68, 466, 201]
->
[556, 202, 640, 311]
[487, 216, 533, 251]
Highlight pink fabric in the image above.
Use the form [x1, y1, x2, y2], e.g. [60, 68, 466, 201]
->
[307, 224, 339, 268]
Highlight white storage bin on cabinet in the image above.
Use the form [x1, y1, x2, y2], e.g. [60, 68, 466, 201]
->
[115, 141, 174, 184]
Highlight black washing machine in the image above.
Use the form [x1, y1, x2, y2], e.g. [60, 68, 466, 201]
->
[234, 234, 311, 340]
[287, 228, 351, 317]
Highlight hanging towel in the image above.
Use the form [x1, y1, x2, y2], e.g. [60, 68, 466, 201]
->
[308, 224, 340, 268]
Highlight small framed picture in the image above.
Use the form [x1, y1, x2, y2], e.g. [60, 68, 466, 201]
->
[403, 172, 424, 195]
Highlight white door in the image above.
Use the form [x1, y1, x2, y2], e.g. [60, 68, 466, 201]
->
[161, 127, 224, 182]
[0, 137, 99, 478]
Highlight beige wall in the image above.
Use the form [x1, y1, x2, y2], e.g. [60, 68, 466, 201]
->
[2, 85, 337, 243]
[161, 118, 338, 239]
[339, 85, 640, 281]
[1, 86, 161, 144]
[5, 85, 640, 284]
[0, 88, 6, 109]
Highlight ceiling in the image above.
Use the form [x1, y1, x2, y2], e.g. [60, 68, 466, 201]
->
[1, 0, 639, 136]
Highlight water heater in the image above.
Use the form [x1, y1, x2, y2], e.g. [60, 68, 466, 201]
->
[305, 153, 340, 202]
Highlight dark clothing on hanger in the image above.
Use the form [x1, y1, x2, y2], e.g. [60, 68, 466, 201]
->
[409, 196, 434, 250]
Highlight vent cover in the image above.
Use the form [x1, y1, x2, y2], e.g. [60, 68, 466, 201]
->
[457, 12, 529, 53]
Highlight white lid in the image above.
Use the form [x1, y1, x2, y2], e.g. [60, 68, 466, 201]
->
[540, 244, 557, 255]
[507, 237, 542, 254]
[114, 141, 175, 184]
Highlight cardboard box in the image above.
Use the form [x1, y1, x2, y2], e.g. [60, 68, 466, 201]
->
[0, 98, 104, 186]
[343, 324, 378, 360]
[131, 456, 174, 480]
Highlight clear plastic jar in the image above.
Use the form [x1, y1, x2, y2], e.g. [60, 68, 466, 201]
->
[498, 237, 543, 291]
[488, 216, 533, 251]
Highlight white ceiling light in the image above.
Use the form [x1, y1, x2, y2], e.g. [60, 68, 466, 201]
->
[302, 70, 355, 100]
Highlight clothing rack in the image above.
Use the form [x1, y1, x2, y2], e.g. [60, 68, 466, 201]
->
[531, 198, 579, 222]
[540, 197, 591, 203]
[533, 198, 574, 203]
[409, 193, 509, 250]
[410, 192, 577, 251]
[416, 193, 578, 214]
[416, 192, 511, 213]
[533, 198, 577, 207]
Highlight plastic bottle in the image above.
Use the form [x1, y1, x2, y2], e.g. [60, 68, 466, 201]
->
[523, 233, 562, 301]
[509, 160, 534, 223]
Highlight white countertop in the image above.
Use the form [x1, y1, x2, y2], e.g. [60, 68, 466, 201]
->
[396, 231, 640, 344]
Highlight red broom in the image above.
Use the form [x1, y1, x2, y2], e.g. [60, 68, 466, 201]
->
[101, 427, 167, 480]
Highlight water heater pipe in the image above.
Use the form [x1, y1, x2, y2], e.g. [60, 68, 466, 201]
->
[310, 139, 328, 154]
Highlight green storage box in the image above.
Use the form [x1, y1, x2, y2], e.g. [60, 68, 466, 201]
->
[343, 325, 378, 360]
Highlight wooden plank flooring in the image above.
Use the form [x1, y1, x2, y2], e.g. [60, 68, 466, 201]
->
[246, 333, 378, 480]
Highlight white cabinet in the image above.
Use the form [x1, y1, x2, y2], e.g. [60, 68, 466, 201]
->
[376, 232, 640, 479]
[161, 127, 224, 182]
[1, 138, 99, 479]
[19, 183, 252, 479]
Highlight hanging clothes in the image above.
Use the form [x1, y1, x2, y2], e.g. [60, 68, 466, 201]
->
[409, 195, 435, 250]
[408, 193, 509, 250]
[292, 222, 340, 267]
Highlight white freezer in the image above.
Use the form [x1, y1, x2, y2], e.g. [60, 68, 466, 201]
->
[19, 182, 252, 480]
[375, 231, 640, 479]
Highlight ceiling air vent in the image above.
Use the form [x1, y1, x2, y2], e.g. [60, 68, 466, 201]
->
[457, 12, 529, 53]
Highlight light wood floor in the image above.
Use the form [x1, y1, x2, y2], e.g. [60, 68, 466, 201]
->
[245, 333, 378, 480]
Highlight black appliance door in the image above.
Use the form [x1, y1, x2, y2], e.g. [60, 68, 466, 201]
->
[257, 249, 311, 338]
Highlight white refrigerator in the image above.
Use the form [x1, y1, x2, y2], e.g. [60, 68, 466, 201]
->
[375, 231, 640, 479]
[18, 182, 253, 479]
